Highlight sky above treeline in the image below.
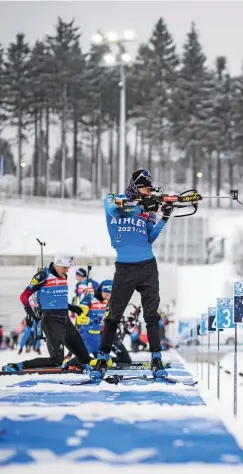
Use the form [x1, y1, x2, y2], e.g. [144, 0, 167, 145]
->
[0, 1, 243, 76]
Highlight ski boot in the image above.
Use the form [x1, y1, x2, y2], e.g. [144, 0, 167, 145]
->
[2, 362, 24, 373]
[151, 352, 168, 379]
[67, 363, 91, 373]
[61, 357, 91, 373]
[90, 357, 113, 368]
[90, 352, 110, 380]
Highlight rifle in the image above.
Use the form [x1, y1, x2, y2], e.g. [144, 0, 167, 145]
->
[118, 304, 142, 342]
[36, 238, 46, 270]
[34, 238, 46, 341]
[133, 188, 243, 217]
[86, 263, 92, 288]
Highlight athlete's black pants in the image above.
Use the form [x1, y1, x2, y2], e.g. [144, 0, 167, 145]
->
[100, 258, 161, 354]
[22, 313, 90, 369]
[111, 338, 132, 363]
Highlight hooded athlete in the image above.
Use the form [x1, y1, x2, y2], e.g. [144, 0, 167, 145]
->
[93, 169, 173, 378]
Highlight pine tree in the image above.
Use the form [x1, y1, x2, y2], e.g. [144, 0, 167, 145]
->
[4, 33, 30, 194]
[67, 41, 87, 197]
[131, 18, 179, 184]
[46, 17, 81, 197]
[50, 145, 72, 183]
[0, 138, 16, 175]
[0, 44, 8, 134]
[84, 40, 111, 198]
[28, 40, 54, 195]
[172, 22, 213, 188]
[213, 57, 234, 207]
[230, 71, 243, 186]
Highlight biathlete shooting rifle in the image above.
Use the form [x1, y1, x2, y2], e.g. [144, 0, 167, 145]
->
[116, 189, 243, 217]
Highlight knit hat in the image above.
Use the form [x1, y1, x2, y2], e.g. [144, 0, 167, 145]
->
[131, 169, 154, 188]
[125, 169, 154, 199]
[54, 255, 74, 267]
[76, 267, 87, 277]
[101, 280, 113, 294]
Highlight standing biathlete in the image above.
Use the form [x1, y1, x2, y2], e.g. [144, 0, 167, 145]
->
[93, 169, 173, 378]
[3, 255, 91, 372]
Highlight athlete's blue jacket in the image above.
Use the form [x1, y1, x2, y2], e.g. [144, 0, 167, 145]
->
[104, 193, 167, 263]
[20, 263, 77, 315]
[76, 293, 108, 334]
[72, 279, 99, 305]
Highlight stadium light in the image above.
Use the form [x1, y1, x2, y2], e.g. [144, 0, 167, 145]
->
[121, 53, 131, 63]
[123, 30, 135, 41]
[91, 29, 136, 194]
[106, 31, 119, 43]
[92, 33, 103, 44]
[103, 53, 116, 66]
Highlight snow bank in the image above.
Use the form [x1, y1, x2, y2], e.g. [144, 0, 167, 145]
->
[219, 352, 243, 375]
[175, 262, 236, 320]
[0, 205, 114, 257]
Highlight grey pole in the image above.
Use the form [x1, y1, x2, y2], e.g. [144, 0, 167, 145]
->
[119, 62, 126, 195]
[61, 84, 67, 198]
[207, 331, 211, 389]
[217, 330, 220, 399]
[234, 324, 238, 417]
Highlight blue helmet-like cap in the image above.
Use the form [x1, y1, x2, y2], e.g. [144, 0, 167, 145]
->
[101, 279, 113, 293]
[76, 268, 87, 277]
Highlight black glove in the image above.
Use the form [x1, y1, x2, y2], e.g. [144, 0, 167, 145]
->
[142, 196, 159, 213]
[68, 304, 83, 316]
[32, 307, 42, 321]
[161, 204, 173, 222]
[24, 306, 35, 327]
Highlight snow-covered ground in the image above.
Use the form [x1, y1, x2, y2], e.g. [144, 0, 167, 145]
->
[175, 261, 237, 321]
[0, 204, 114, 257]
[1, 199, 242, 324]
[1, 348, 243, 473]
[1, 200, 243, 471]
[188, 352, 243, 423]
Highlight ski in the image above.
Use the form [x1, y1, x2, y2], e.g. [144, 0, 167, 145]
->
[0, 362, 171, 376]
[0, 369, 81, 376]
[69, 373, 198, 387]
[115, 362, 171, 370]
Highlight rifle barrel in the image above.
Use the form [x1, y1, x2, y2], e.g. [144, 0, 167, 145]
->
[202, 196, 235, 199]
